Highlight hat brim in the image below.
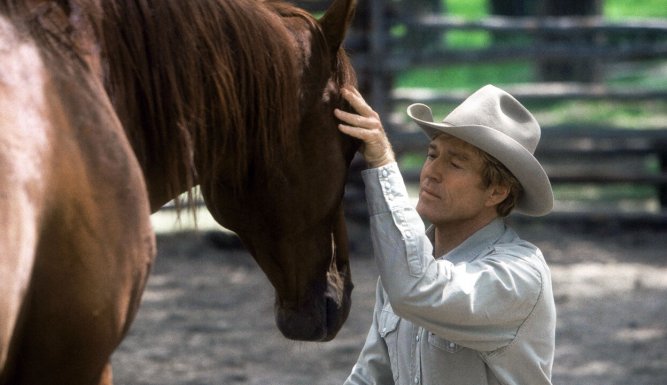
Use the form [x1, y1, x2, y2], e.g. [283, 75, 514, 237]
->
[408, 103, 553, 216]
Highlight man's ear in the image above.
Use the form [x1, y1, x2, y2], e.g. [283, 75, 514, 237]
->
[486, 184, 510, 207]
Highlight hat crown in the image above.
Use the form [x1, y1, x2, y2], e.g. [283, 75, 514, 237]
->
[442, 85, 540, 154]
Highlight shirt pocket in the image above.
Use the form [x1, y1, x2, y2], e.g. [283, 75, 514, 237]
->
[378, 307, 401, 381]
[425, 332, 488, 384]
[428, 332, 463, 353]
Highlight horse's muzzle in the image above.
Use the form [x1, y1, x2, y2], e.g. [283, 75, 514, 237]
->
[274, 208, 352, 341]
[274, 273, 352, 342]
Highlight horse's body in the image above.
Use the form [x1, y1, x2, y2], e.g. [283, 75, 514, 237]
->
[0, 0, 358, 383]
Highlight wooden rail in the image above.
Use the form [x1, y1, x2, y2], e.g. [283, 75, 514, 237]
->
[393, 83, 667, 103]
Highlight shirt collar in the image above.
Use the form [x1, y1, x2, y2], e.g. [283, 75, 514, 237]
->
[426, 218, 507, 264]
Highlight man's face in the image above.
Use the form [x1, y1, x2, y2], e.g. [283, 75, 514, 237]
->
[416, 134, 498, 228]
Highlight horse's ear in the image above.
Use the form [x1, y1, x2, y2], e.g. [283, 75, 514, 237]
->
[319, 0, 356, 53]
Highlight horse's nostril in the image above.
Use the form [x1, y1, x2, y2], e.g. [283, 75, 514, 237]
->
[322, 297, 340, 342]
[275, 303, 327, 342]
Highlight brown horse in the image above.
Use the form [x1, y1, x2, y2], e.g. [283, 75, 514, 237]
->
[0, 0, 358, 383]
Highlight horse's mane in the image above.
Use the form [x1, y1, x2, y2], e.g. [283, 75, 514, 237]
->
[1, 0, 356, 203]
[99, 0, 344, 198]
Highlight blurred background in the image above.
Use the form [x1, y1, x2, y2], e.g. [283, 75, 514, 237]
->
[300, 0, 667, 226]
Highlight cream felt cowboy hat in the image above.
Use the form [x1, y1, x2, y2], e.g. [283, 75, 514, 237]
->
[407, 84, 553, 216]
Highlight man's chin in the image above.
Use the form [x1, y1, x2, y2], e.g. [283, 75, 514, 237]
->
[416, 198, 434, 218]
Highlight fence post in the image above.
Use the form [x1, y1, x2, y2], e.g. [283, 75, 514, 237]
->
[659, 143, 667, 209]
[368, 0, 389, 119]
[537, 0, 604, 83]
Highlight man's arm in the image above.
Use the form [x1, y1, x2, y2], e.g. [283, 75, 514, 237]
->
[362, 162, 543, 352]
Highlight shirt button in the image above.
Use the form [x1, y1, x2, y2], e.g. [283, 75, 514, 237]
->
[382, 327, 387, 333]
[382, 169, 388, 177]
[415, 335, 420, 342]
[449, 342, 456, 349]
[414, 376, 419, 384]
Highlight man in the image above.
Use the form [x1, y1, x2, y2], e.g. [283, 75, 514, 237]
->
[334, 85, 556, 385]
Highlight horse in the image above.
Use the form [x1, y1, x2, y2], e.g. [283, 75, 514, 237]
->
[0, 0, 359, 383]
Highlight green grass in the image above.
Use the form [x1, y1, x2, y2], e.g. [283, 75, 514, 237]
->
[397, 61, 534, 89]
[395, 0, 667, 127]
[604, 0, 667, 18]
[445, 0, 487, 19]
[443, 0, 667, 19]
[398, 1, 667, 88]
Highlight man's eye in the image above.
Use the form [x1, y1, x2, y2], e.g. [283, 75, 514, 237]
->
[451, 162, 462, 169]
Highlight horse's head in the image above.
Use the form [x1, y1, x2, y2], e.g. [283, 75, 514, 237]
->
[201, 0, 359, 341]
[99, 0, 358, 341]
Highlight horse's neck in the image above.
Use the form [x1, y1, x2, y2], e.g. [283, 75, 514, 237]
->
[100, 3, 194, 208]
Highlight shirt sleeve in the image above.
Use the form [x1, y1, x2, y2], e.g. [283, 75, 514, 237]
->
[361, 162, 543, 353]
[344, 279, 395, 385]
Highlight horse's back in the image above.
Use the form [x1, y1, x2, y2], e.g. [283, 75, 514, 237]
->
[0, 13, 155, 385]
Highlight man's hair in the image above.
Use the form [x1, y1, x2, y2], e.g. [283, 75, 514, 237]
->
[476, 150, 523, 217]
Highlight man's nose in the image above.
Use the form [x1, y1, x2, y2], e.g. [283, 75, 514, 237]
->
[425, 158, 445, 176]
[421, 164, 441, 184]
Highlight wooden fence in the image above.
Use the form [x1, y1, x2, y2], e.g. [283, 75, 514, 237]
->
[298, 0, 667, 224]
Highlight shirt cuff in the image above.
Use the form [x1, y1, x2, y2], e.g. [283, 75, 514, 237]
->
[361, 162, 412, 216]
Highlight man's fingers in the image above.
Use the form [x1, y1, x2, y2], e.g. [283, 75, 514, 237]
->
[335, 86, 396, 168]
[335, 109, 380, 130]
[335, 109, 363, 126]
[334, 108, 359, 125]
[337, 123, 372, 141]
[341, 88, 377, 118]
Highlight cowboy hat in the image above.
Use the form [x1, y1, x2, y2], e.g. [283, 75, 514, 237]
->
[407, 84, 553, 216]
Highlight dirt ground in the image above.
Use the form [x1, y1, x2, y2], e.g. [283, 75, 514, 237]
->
[111, 219, 667, 385]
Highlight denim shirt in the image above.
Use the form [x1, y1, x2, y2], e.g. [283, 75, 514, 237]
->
[344, 163, 556, 385]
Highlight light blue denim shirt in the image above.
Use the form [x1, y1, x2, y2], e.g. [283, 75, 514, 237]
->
[344, 162, 556, 385]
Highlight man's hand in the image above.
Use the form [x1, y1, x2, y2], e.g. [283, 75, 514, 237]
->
[335, 87, 395, 168]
